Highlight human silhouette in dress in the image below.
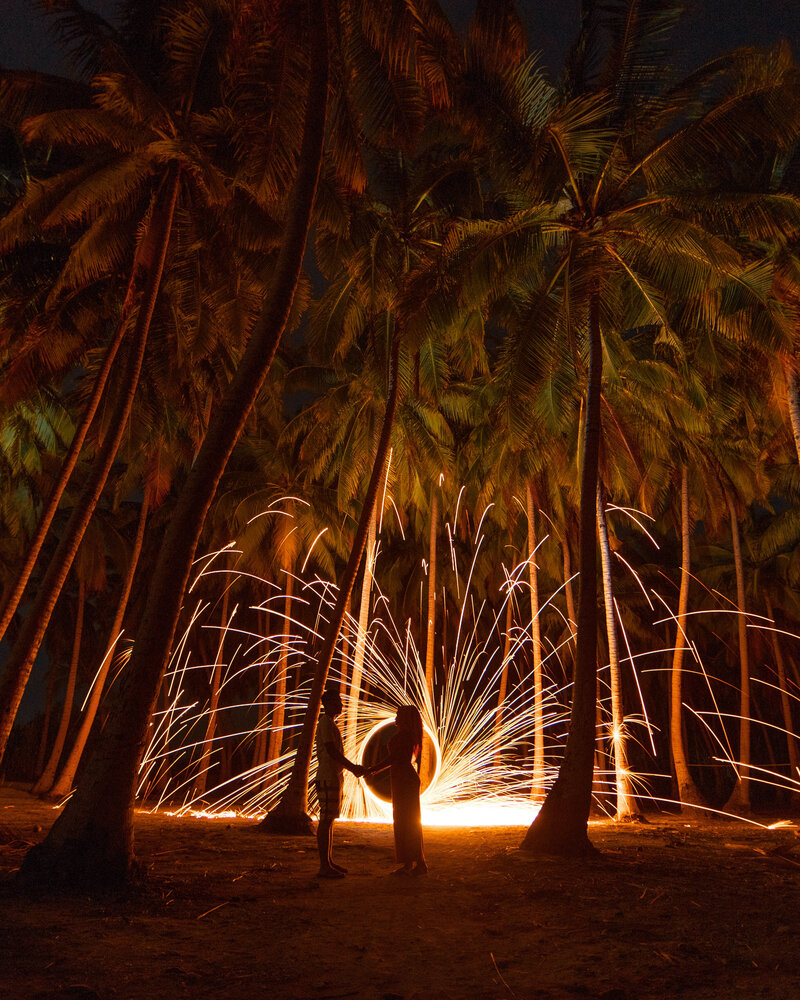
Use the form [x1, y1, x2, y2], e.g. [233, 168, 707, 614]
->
[365, 704, 428, 875]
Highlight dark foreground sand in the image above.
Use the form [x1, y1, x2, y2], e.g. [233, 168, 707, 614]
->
[1, 786, 799, 1000]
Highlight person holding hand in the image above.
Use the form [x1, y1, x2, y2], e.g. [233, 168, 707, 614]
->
[314, 685, 364, 879]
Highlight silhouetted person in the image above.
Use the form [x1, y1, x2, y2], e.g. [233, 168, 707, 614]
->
[315, 686, 363, 879]
[365, 704, 427, 875]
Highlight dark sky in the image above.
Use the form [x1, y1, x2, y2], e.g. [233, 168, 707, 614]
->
[1, 0, 798, 79]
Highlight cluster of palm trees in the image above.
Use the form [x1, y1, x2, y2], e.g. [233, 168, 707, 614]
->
[1, 0, 800, 881]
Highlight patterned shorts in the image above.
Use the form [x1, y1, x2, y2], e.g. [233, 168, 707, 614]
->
[315, 778, 342, 820]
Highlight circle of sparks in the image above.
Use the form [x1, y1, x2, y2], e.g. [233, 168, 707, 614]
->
[357, 716, 442, 808]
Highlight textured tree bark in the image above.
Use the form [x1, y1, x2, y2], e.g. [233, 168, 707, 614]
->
[526, 481, 545, 802]
[723, 484, 751, 814]
[263, 336, 401, 833]
[521, 292, 602, 855]
[0, 165, 179, 766]
[49, 492, 149, 800]
[18, 2, 329, 886]
[33, 579, 86, 796]
[596, 484, 635, 820]
[670, 464, 705, 810]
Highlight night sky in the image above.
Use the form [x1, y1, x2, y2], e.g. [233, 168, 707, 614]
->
[1, 0, 798, 79]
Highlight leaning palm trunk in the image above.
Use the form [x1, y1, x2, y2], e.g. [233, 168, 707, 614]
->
[0, 250, 145, 646]
[263, 336, 401, 833]
[19, 5, 330, 886]
[48, 493, 149, 801]
[0, 166, 179, 766]
[526, 481, 545, 803]
[670, 464, 705, 809]
[521, 292, 602, 856]
[192, 589, 231, 799]
[723, 485, 751, 814]
[596, 484, 636, 820]
[562, 535, 577, 678]
[343, 507, 377, 759]
[33, 579, 86, 796]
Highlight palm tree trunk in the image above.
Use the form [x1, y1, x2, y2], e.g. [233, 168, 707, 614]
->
[562, 534, 577, 677]
[0, 166, 179, 767]
[264, 335, 401, 832]
[723, 484, 751, 813]
[266, 565, 294, 771]
[48, 493, 149, 801]
[596, 483, 635, 820]
[670, 464, 705, 809]
[0, 259, 144, 647]
[764, 595, 800, 798]
[33, 579, 86, 796]
[343, 507, 377, 758]
[192, 588, 231, 799]
[19, 3, 329, 887]
[493, 595, 514, 766]
[337, 595, 351, 701]
[526, 480, 545, 803]
[521, 291, 602, 855]
[420, 486, 438, 783]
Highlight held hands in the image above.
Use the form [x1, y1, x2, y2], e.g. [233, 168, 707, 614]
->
[351, 764, 367, 778]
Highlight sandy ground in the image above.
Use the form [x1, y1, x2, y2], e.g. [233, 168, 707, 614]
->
[1, 786, 800, 1000]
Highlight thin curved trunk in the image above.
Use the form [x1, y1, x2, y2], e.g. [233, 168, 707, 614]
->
[0, 262, 142, 645]
[49, 492, 149, 800]
[20, 4, 329, 886]
[493, 595, 514, 766]
[265, 335, 401, 831]
[596, 484, 635, 820]
[522, 291, 602, 855]
[192, 589, 231, 799]
[526, 481, 545, 803]
[420, 487, 438, 784]
[252, 609, 270, 776]
[670, 464, 705, 809]
[337, 595, 351, 701]
[764, 595, 800, 797]
[343, 507, 377, 759]
[33, 579, 86, 796]
[0, 166, 179, 767]
[723, 484, 751, 813]
[266, 565, 294, 770]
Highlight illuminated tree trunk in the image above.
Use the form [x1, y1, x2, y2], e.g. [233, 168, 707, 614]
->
[0, 248, 142, 646]
[19, 5, 329, 885]
[33, 579, 86, 796]
[266, 565, 294, 770]
[49, 492, 149, 800]
[344, 507, 377, 759]
[723, 484, 751, 813]
[252, 609, 270, 775]
[493, 595, 514, 765]
[263, 335, 401, 833]
[764, 595, 800, 800]
[420, 487, 438, 783]
[526, 481, 545, 803]
[0, 166, 180, 767]
[562, 535, 577, 676]
[337, 595, 351, 701]
[521, 291, 602, 855]
[596, 484, 635, 820]
[670, 464, 705, 809]
[192, 588, 231, 799]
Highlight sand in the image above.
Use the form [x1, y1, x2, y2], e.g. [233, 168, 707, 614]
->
[2, 786, 800, 1000]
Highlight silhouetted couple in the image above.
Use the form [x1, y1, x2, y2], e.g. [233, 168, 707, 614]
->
[314, 688, 427, 879]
